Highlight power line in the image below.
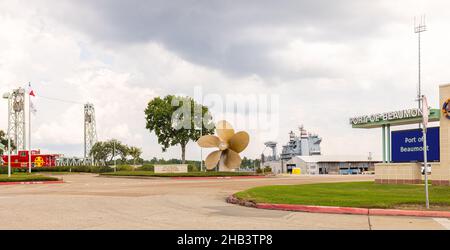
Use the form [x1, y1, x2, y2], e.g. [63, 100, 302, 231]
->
[35, 94, 85, 105]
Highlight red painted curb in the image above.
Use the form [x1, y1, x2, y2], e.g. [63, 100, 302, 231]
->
[254, 203, 450, 218]
[228, 196, 450, 218]
[0, 180, 64, 186]
[369, 208, 450, 218]
[257, 203, 369, 215]
[171, 176, 267, 180]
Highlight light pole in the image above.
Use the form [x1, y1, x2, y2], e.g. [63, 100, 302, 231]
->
[2, 92, 11, 177]
[114, 140, 117, 172]
[421, 95, 430, 209]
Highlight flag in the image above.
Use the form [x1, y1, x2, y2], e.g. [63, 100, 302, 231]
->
[28, 82, 37, 115]
[29, 82, 35, 97]
[30, 100, 37, 115]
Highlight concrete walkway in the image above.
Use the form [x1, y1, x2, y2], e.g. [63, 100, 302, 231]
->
[0, 174, 448, 230]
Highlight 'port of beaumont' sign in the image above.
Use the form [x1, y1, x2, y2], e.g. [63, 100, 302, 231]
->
[350, 108, 441, 129]
[391, 127, 440, 162]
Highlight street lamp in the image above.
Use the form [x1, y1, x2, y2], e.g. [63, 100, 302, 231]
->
[2, 92, 11, 178]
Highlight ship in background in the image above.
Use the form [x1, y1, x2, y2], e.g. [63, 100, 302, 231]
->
[280, 125, 322, 161]
[262, 125, 377, 175]
[262, 125, 322, 163]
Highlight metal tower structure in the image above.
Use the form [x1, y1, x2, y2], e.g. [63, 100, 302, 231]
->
[264, 141, 278, 161]
[8, 88, 26, 153]
[84, 103, 97, 162]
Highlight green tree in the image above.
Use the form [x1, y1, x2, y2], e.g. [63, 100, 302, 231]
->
[90, 139, 130, 166]
[109, 139, 129, 162]
[90, 141, 109, 165]
[0, 130, 16, 155]
[128, 146, 142, 166]
[144, 95, 215, 163]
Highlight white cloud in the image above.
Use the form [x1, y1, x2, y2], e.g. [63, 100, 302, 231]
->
[1, 0, 450, 162]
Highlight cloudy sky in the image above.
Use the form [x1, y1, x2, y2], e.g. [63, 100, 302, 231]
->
[1, 0, 449, 161]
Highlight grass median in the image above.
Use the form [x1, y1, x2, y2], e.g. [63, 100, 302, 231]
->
[235, 181, 450, 210]
[0, 173, 60, 182]
[100, 171, 259, 178]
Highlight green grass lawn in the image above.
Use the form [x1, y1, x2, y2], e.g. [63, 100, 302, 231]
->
[0, 173, 60, 182]
[235, 182, 450, 209]
[101, 171, 258, 177]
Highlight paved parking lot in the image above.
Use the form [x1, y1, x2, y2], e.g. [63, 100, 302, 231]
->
[0, 174, 448, 229]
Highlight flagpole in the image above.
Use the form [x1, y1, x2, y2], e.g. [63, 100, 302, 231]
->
[28, 83, 32, 174]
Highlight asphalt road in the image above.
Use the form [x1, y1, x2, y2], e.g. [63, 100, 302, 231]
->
[0, 174, 448, 230]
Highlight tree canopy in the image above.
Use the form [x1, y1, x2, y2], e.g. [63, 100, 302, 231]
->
[128, 146, 143, 165]
[144, 95, 215, 163]
[90, 139, 132, 166]
[0, 130, 16, 155]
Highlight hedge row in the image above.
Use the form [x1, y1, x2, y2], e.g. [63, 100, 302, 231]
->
[0, 165, 115, 173]
[101, 171, 258, 177]
[0, 174, 60, 182]
[0, 164, 200, 174]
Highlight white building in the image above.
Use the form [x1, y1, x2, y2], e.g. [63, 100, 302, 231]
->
[284, 155, 380, 175]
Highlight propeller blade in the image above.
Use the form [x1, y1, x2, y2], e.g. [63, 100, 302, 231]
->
[205, 150, 222, 170]
[224, 149, 242, 169]
[197, 135, 221, 148]
[228, 131, 250, 153]
[216, 120, 235, 142]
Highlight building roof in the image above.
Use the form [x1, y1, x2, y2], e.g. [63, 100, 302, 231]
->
[291, 155, 381, 163]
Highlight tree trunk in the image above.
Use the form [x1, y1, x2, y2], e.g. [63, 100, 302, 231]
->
[181, 143, 186, 164]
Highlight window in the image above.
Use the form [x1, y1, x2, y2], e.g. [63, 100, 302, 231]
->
[20, 152, 26, 157]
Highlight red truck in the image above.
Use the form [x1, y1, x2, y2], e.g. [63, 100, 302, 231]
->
[1, 150, 59, 168]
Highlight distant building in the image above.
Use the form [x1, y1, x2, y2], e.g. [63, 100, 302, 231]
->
[285, 155, 380, 175]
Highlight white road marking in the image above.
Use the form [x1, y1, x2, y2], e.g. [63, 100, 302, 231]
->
[433, 218, 450, 230]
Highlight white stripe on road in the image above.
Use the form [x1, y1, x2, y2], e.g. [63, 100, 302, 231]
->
[433, 218, 450, 230]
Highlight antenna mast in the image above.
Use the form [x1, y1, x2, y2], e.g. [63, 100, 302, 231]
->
[414, 15, 427, 111]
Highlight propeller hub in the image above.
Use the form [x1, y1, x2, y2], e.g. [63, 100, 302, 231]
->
[218, 142, 229, 151]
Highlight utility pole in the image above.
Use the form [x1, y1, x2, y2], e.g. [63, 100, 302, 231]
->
[200, 96, 204, 172]
[28, 84, 32, 174]
[415, 16, 430, 209]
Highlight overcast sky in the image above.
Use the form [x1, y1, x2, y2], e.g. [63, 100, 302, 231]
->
[1, 0, 449, 160]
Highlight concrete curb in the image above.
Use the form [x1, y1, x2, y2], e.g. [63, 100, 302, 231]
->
[227, 195, 450, 218]
[98, 175, 268, 180]
[0, 180, 64, 186]
[171, 176, 267, 180]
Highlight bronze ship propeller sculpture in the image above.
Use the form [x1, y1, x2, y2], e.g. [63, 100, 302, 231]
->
[197, 120, 250, 171]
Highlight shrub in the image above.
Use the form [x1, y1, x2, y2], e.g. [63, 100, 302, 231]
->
[256, 168, 263, 174]
[116, 165, 134, 171]
[264, 166, 272, 173]
[0, 166, 8, 174]
[188, 164, 199, 172]
[136, 164, 154, 171]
